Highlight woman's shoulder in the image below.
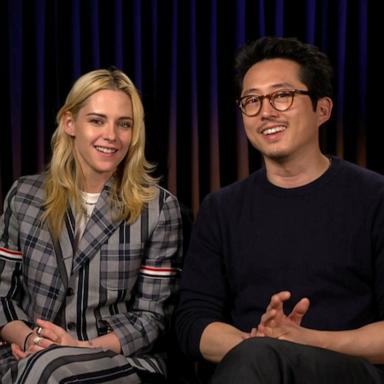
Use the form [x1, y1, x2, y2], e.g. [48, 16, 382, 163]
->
[17, 173, 45, 185]
[142, 185, 181, 216]
[9, 173, 46, 203]
[154, 185, 179, 204]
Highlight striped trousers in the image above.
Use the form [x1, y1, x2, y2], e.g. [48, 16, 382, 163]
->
[1, 345, 165, 384]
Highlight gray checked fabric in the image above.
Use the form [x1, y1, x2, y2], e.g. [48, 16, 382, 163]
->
[0, 174, 183, 383]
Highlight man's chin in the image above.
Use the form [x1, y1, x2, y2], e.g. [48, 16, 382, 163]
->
[262, 150, 290, 162]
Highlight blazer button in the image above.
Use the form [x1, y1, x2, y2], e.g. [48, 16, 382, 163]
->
[67, 287, 74, 296]
[68, 322, 76, 330]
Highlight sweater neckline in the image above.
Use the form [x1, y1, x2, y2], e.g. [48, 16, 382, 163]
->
[258, 155, 340, 196]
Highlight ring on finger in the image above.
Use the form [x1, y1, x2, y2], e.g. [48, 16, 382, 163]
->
[36, 326, 43, 336]
[33, 336, 42, 346]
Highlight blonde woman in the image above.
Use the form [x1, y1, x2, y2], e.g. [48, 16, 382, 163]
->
[0, 68, 182, 383]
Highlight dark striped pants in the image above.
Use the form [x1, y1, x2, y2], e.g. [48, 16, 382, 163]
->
[1, 345, 165, 384]
[211, 337, 384, 384]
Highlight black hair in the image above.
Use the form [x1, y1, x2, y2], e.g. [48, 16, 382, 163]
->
[235, 36, 333, 107]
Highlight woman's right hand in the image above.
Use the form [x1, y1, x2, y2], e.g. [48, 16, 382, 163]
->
[11, 336, 45, 360]
[11, 343, 28, 360]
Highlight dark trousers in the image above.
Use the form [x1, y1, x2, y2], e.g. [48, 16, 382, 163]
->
[211, 337, 384, 384]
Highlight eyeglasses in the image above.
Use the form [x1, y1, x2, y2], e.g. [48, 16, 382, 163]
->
[237, 89, 311, 117]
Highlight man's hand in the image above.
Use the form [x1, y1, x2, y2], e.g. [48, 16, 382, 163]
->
[251, 291, 310, 340]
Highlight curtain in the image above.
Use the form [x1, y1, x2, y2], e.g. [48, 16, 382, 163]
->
[1, 0, 375, 217]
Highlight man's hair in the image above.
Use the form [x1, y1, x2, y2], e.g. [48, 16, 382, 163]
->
[235, 36, 333, 105]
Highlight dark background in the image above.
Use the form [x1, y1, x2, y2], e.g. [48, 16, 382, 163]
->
[1, 0, 379, 216]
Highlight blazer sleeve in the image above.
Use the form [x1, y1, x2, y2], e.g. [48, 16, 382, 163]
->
[106, 191, 183, 356]
[0, 180, 29, 329]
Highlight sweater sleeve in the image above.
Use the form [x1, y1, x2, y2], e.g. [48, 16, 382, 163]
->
[175, 194, 230, 359]
[372, 187, 384, 318]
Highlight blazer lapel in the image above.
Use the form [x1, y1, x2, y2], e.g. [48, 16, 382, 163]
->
[46, 208, 75, 321]
[71, 186, 122, 274]
[50, 207, 77, 284]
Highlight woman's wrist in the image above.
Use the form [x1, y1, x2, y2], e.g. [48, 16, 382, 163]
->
[23, 331, 35, 352]
[78, 339, 95, 348]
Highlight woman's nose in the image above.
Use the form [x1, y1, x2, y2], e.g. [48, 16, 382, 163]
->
[103, 123, 117, 141]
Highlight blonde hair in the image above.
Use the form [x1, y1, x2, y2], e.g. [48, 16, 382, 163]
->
[42, 68, 158, 239]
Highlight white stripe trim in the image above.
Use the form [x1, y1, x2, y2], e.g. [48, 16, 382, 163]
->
[0, 247, 22, 260]
[140, 265, 178, 276]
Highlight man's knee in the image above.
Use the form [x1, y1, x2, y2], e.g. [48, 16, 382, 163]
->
[212, 337, 384, 384]
[224, 337, 288, 364]
[211, 338, 288, 383]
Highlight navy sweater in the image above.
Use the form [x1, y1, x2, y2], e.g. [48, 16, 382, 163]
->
[176, 157, 384, 360]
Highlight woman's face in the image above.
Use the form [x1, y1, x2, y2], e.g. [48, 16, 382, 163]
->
[64, 89, 133, 192]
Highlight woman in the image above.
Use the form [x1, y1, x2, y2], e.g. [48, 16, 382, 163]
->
[0, 68, 182, 383]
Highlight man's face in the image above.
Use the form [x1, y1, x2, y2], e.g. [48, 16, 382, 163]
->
[240, 58, 331, 162]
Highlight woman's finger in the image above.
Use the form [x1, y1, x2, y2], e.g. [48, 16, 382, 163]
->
[33, 325, 58, 342]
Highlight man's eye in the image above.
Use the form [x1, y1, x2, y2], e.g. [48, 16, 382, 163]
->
[274, 91, 291, 99]
[245, 96, 260, 105]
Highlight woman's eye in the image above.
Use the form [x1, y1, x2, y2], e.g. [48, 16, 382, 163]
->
[119, 121, 132, 129]
[90, 118, 104, 126]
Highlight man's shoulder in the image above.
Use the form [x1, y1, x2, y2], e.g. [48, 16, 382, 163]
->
[202, 171, 263, 206]
[337, 157, 384, 188]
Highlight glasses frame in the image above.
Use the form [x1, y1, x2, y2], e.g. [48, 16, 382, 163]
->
[237, 89, 311, 117]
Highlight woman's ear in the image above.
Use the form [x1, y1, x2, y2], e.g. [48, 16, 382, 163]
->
[63, 112, 76, 137]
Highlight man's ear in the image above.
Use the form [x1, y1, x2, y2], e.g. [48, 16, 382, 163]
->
[317, 97, 333, 126]
[63, 112, 75, 136]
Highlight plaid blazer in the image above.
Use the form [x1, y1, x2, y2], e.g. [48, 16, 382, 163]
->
[0, 174, 183, 376]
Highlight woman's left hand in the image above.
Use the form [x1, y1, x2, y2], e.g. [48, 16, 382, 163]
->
[35, 319, 81, 347]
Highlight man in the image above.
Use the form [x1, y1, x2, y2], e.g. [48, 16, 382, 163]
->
[175, 36, 384, 383]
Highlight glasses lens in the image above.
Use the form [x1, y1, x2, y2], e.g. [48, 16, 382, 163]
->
[241, 96, 261, 116]
[271, 91, 294, 111]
